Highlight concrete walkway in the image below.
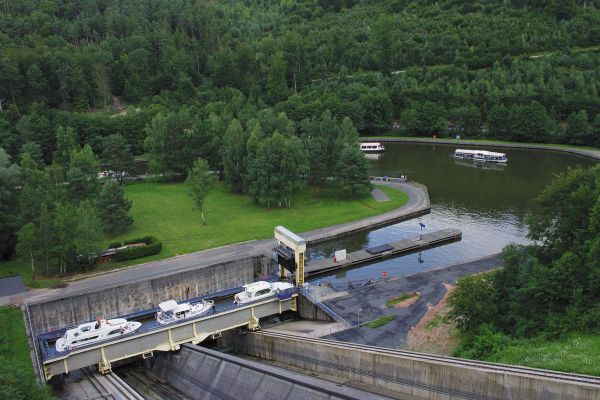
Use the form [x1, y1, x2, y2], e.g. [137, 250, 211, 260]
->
[305, 228, 461, 275]
[0, 276, 28, 297]
[6, 182, 430, 306]
[365, 137, 600, 160]
[371, 188, 390, 202]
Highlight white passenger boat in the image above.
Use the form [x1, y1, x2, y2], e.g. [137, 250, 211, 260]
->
[360, 142, 385, 153]
[156, 299, 214, 325]
[55, 318, 142, 352]
[233, 281, 294, 305]
[453, 149, 507, 163]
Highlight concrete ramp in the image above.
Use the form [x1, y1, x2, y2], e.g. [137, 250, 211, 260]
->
[151, 344, 392, 400]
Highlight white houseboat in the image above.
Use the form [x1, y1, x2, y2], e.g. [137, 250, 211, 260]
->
[55, 318, 142, 352]
[233, 281, 294, 305]
[453, 149, 507, 163]
[156, 299, 214, 325]
[360, 142, 385, 153]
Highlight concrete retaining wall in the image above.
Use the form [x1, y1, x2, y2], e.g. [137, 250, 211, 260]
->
[296, 294, 335, 322]
[149, 344, 390, 400]
[228, 332, 600, 400]
[28, 256, 266, 334]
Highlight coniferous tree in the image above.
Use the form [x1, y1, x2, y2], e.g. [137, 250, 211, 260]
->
[67, 144, 99, 203]
[337, 145, 372, 199]
[53, 126, 78, 166]
[0, 149, 20, 260]
[96, 180, 133, 235]
[101, 134, 135, 185]
[18, 153, 51, 225]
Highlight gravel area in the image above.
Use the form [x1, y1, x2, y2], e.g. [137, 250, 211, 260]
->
[322, 254, 501, 348]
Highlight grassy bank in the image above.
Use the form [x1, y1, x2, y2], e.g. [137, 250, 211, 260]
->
[112, 181, 408, 258]
[0, 182, 408, 287]
[488, 333, 600, 376]
[0, 306, 52, 398]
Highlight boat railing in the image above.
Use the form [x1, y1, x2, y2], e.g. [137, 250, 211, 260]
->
[276, 287, 295, 300]
[369, 175, 407, 183]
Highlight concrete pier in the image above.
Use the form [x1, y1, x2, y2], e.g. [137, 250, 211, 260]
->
[305, 228, 462, 275]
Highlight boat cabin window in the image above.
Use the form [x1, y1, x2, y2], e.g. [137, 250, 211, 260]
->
[108, 329, 122, 335]
[255, 288, 271, 296]
[80, 326, 91, 332]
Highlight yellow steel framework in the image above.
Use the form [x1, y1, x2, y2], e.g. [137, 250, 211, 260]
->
[274, 226, 306, 311]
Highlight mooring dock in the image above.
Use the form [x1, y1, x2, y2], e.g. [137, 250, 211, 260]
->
[305, 228, 462, 275]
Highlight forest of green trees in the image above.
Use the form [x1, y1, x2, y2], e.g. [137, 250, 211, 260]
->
[449, 165, 600, 361]
[1, 0, 600, 395]
[0, 1, 598, 267]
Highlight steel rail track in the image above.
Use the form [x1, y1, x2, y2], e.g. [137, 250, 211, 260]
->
[256, 331, 600, 386]
[121, 369, 183, 400]
[83, 367, 144, 400]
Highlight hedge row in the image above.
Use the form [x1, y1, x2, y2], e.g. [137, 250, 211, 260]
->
[113, 236, 162, 261]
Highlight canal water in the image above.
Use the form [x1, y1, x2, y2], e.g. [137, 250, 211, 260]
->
[307, 142, 595, 284]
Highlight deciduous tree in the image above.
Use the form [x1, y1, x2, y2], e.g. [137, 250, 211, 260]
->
[186, 158, 214, 224]
[74, 200, 103, 269]
[16, 223, 39, 282]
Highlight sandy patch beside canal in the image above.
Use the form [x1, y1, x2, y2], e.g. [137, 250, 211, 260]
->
[404, 283, 458, 356]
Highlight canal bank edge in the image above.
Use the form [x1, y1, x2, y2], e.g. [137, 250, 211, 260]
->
[15, 182, 430, 307]
[363, 136, 600, 161]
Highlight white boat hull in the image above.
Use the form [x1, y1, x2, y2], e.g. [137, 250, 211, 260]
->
[156, 300, 214, 325]
[55, 320, 142, 352]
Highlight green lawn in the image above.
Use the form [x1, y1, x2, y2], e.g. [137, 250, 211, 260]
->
[112, 182, 408, 258]
[385, 292, 418, 308]
[0, 182, 408, 287]
[0, 306, 52, 398]
[490, 333, 600, 376]
[363, 314, 397, 328]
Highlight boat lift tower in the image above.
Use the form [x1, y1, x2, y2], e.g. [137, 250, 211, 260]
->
[274, 226, 306, 311]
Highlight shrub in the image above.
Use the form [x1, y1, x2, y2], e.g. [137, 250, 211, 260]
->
[108, 241, 122, 249]
[114, 236, 162, 261]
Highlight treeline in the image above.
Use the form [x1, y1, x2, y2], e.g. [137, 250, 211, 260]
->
[0, 1, 598, 110]
[143, 105, 371, 206]
[1, 0, 600, 264]
[448, 165, 600, 359]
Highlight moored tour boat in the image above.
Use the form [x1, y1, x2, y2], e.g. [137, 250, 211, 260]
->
[453, 149, 507, 163]
[234, 281, 294, 305]
[55, 318, 142, 352]
[360, 142, 385, 153]
[156, 299, 214, 325]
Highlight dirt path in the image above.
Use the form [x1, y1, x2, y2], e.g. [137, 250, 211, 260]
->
[404, 283, 458, 356]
